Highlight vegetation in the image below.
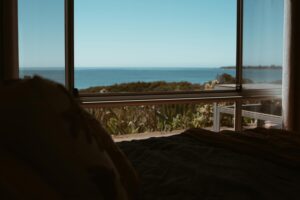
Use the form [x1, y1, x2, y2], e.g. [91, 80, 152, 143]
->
[80, 81, 203, 93]
[216, 73, 253, 84]
[86, 103, 219, 135]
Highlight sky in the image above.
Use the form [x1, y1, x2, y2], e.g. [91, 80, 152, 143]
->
[18, 0, 283, 68]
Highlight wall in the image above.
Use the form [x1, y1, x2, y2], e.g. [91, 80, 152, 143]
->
[0, 0, 19, 81]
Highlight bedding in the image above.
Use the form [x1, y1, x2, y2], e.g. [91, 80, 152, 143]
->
[0, 77, 139, 200]
[1, 77, 299, 200]
[118, 128, 300, 200]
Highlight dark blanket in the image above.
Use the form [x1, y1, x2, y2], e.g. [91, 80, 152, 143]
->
[118, 128, 300, 200]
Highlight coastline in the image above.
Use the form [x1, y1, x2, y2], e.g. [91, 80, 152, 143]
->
[221, 66, 282, 70]
[20, 67, 282, 90]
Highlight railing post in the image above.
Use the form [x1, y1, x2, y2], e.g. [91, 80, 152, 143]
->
[213, 103, 220, 132]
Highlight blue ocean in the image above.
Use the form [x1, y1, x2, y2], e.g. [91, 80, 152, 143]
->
[20, 67, 282, 89]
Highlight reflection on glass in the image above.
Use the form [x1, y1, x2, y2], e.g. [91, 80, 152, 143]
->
[75, 0, 237, 93]
[242, 99, 282, 130]
[18, 0, 65, 85]
[243, 0, 284, 89]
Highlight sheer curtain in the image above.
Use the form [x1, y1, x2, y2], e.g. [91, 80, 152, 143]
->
[283, 0, 300, 131]
[0, 0, 19, 81]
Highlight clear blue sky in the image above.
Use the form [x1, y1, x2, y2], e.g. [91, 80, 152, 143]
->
[18, 0, 283, 68]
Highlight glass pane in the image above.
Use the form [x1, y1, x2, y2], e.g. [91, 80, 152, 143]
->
[18, 0, 65, 85]
[242, 99, 282, 130]
[75, 0, 237, 93]
[243, 0, 284, 89]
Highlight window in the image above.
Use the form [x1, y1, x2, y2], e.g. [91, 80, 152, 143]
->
[242, 98, 282, 130]
[243, 0, 284, 89]
[18, 0, 65, 85]
[17, 0, 285, 134]
[241, 0, 284, 131]
[75, 0, 237, 94]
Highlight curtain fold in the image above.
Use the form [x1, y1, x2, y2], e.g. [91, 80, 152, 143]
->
[283, 0, 300, 131]
[0, 0, 19, 81]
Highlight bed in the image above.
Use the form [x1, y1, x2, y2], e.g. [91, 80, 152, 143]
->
[118, 128, 300, 200]
[1, 77, 300, 200]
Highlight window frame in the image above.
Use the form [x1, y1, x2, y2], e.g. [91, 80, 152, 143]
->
[66, 0, 243, 97]
[62, 0, 281, 131]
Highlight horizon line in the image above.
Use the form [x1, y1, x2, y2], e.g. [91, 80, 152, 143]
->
[20, 65, 233, 69]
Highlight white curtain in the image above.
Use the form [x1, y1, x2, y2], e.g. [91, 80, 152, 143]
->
[283, 0, 300, 131]
[0, 0, 19, 81]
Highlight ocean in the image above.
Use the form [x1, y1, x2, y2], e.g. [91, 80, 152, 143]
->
[19, 67, 282, 89]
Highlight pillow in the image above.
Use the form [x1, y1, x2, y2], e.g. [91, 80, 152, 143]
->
[0, 77, 139, 199]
